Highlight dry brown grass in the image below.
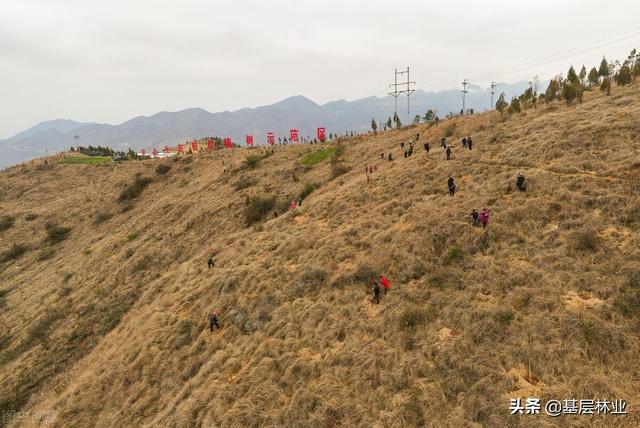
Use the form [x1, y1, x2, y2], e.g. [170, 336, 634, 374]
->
[1, 85, 640, 427]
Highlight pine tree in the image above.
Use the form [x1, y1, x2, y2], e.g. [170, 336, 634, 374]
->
[567, 66, 580, 86]
[545, 79, 560, 104]
[587, 67, 599, 86]
[495, 92, 508, 117]
[634, 60, 640, 77]
[423, 109, 435, 121]
[413, 114, 421, 124]
[616, 65, 632, 86]
[579, 65, 587, 86]
[598, 57, 609, 77]
[371, 118, 377, 135]
[508, 97, 521, 114]
[562, 82, 580, 105]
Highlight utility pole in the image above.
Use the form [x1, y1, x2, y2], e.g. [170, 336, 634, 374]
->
[388, 68, 400, 120]
[461, 79, 469, 114]
[490, 81, 496, 110]
[388, 66, 415, 124]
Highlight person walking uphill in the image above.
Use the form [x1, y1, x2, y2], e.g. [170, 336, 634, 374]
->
[467, 136, 473, 150]
[372, 279, 381, 304]
[516, 172, 526, 191]
[446, 146, 452, 160]
[480, 208, 490, 228]
[208, 256, 215, 269]
[209, 310, 220, 332]
[471, 209, 480, 226]
[448, 177, 457, 196]
[380, 275, 390, 294]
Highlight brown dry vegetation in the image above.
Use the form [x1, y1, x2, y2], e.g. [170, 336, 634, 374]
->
[1, 85, 640, 427]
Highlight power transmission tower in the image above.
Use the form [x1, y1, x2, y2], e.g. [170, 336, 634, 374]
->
[532, 75, 540, 94]
[388, 66, 415, 123]
[461, 79, 469, 114]
[490, 81, 496, 110]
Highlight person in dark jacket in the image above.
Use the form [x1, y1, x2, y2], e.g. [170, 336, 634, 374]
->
[424, 142, 430, 153]
[467, 136, 473, 150]
[372, 280, 381, 304]
[462, 137, 468, 148]
[448, 177, 456, 196]
[471, 209, 480, 226]
[446, 147, 452, 160]
[208, 257, 215, 269]
[209, 311, 220, 332]
[516, 172, 526, 191]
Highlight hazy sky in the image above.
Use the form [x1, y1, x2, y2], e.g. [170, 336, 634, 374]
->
[1, 0, 639, 138]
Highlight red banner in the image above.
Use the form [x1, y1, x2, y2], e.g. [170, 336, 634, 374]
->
[317, 127, 326, 142]
[191, 141, 198, 152]
[224, 138, 233, 149]
[290, 128, 299, 142]
[246, 135, 254, 146]
[267, 132, 275, 145]
[163, 145, 171, 155]
[177, 144, 184, 153]
[152, 148, 158, 158]
[140, 148, 146, 157]
[207, 139, 214, 150]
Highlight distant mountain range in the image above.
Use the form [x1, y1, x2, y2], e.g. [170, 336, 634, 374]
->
[0, 81, 544, 169]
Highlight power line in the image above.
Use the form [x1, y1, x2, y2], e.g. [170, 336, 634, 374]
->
[468, 26, 640, 82]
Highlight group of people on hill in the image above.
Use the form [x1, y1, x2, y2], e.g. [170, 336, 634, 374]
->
[206, 132, 532, 325]
[372, 275, 390, 304]
[470, 208, 490, 227]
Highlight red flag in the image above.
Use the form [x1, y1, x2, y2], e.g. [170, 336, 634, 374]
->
[224, 138, 233, 149]
[177, 144, 184, 153]
[290, 128, 299, 142]
[246, 135, 254, 146]
[267, 132, 275, 145]
[191, 141, 198, 152]
[207, 139, 214, 150]
[163, 145, 171, 155]
[317, 127, 326, 142]
[152, 148, 158, 158]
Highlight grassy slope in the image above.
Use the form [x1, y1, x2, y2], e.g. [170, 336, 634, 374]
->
[1, 85, 640, 427]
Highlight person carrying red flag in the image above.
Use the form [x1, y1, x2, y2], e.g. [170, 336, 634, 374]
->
[380, 275, 390, 294]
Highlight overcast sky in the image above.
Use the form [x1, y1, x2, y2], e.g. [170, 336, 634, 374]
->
[1, 0, 638, 138]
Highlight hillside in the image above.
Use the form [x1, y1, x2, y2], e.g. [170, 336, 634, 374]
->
[1, 84, 640, 427]
[0, 82, 535, 170]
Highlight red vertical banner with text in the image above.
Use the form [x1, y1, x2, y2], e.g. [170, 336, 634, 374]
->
[191, 141, 198, 153]
[177, 144, 184, 154]
[224, 138, 233, 149]
[152, 148, 158, 158]
[163, 145, 170, 155]
[267, 132, 275, 145]
[246, 135, 254, 146]
[290, 128, 299, 143]
[207, 139, 214, 151]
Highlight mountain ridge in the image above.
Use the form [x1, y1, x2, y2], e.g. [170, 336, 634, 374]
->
[0, 81, 539, 169]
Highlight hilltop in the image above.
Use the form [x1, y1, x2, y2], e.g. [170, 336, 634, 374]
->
[1, 84, 639, 427]
[0, 81, 535, 170]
